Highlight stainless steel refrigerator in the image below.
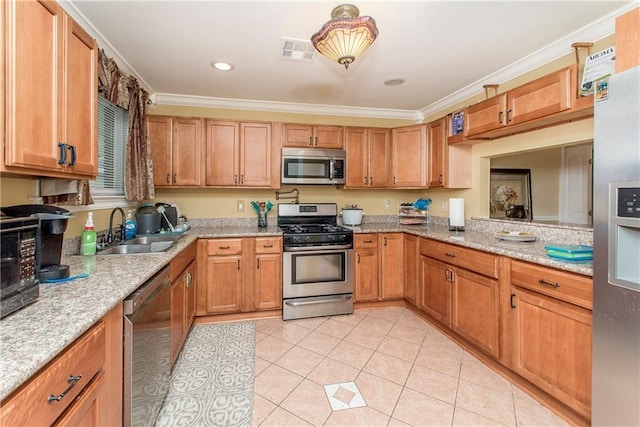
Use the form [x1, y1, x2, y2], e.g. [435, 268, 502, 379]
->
[592, 66, 640, 426]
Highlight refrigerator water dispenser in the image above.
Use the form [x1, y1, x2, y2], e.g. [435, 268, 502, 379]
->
[608, 182, 640, 291]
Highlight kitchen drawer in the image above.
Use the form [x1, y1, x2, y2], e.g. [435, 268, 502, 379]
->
[510, 259, 593, 309]
[255, 237, 282, 254]
[204, 238, 243, 256]
[355, 234, 378, 249]
[420, 238, 499, 279]
[170, 241, 197, 281]
[1, 322, 105, 426]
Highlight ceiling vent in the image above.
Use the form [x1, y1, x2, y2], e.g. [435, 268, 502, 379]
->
[280, 38, 315, 62]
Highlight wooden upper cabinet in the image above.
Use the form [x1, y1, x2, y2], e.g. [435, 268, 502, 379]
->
[428, 118, 472, 189]
[465, 66, 572, 138]
[149, 116, 202, 187]
[464, 94, 508, 137]
[391, 125, 427, 188]
[283, 124, 344, 149]
[508, 67, 571, 126]
[428, 118, 446, 187]
[615, 8, 640, 72]
[148, 116, 173, 186]
[4, 0, 98, 178]
[345, 127, 390, 188]
[205, 120, 279, 188]
[205, 120, 239, 186]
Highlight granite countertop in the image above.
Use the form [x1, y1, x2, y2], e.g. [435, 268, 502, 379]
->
[0, 221, 591, 402]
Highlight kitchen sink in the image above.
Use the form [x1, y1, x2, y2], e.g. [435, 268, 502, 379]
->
[97, 240, 175, 255]
[124, 235, 184, 245]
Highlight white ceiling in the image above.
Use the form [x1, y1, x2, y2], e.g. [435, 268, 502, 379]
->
[67, 1, 633, 120]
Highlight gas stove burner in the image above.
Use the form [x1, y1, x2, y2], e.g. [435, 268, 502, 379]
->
[280, 224, 351, 234]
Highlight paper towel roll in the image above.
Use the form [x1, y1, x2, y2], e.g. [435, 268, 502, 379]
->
[449, 198, 465, 227]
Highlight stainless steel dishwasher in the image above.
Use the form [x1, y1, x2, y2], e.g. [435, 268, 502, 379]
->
[123, 266, 171, 427]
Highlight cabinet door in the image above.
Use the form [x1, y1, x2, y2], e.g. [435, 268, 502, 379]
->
[420, 256, 451, 326]
[283, 124, 314, 147]
[170, 277, 185, 365]
[428, 118, 446, 187]
[508, 67, 571, 126]
[380, 234, 404, 299]
[368, 128, 391, 188]
[354, 249, 379, 302]
[391, 125, 427, 188]
[240, 122, 273, 187]
[452, 268, 499, 358]
[403, 234, 419, 306]
[254, 253, 282, 310]
[54, 372, 105, 427]
[203, 255, 243, 313]
[63, 16, 97, 176]
[464, 94, 507, 137]
[5, 0, 63, 171]
[205, 121, 239, 186]
[314, 125, 344, 149]
[345, 127, 368, 188]
[172, 118, 202, 186]
[511, 287, 592, 418]
[148, 116, 173, 186]
[184, 261, 197, 330]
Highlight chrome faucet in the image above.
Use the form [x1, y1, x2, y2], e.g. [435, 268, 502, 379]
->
[107, 207, 126, 244]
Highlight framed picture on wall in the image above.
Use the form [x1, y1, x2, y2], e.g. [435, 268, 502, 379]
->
[489, 169, 533, 221]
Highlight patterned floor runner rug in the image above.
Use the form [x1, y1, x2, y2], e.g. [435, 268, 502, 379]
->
[156, 321, 256, 427]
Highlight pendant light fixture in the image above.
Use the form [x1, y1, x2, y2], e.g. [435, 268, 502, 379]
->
[311, 4, 379, 70]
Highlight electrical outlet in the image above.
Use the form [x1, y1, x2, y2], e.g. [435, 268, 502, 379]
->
[384, 199, 390, 209]
[441, 200, 447, 211]
[237, 200, 244, 212]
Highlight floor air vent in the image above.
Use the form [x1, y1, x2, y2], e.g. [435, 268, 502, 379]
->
[280, 38, 315, 62]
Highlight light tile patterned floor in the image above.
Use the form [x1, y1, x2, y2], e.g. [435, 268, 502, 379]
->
[252, 307, 570, 427]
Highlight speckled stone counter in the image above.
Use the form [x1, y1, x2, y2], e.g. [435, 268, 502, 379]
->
[0, 217, 591, 401]
[349, 222, 593, 276]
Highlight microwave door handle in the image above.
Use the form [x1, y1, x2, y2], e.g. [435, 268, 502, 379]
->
[329, 158, 335, 181]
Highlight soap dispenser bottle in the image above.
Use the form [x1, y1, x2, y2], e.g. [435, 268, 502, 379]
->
[81, 212, 97, 255]
[124, 210, 137, 240]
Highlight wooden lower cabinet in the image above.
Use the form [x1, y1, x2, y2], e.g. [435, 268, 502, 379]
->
[254, 237, 283, 311]
[0, 305, 122, 426]
[403, 234, 419, 306]
[354, 233, 403, 302]
[197, 237, 283, 315]
[509, 259, 592, 419]
[419, 238, 500, 359]
[170, 251, 197, 366]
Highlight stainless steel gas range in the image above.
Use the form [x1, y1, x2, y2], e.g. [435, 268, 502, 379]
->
[278, 203, 354, 320]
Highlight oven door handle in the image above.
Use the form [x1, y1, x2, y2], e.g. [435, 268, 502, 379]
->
[285, 295, 352, 306]
[284, 244, 353, 252]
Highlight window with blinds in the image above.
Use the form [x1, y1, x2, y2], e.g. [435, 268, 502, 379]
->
[91, 96, 128, 196]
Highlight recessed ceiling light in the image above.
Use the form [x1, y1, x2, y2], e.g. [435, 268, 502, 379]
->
[211, 61, 234, 71]
[384, 78, 406, 86]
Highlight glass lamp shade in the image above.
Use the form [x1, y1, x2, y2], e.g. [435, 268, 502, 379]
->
[311, 9, 378, 69]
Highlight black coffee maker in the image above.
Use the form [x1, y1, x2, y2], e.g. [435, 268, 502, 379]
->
[1, 205, 74, 280]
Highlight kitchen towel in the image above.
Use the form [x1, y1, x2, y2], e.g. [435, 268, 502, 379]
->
[449, 198, 465, 227]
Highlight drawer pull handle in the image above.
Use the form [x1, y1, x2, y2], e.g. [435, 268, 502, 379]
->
[48, 375, 82, 403]
[445, 253, 456, 258]
[538, 278, 560, 288]
[363, 240, 373, 244]
[219, 246, 231, 249]
[263, 244, 274, 248]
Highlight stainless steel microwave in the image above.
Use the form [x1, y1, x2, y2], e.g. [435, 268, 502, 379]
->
[281, 148, 346, 185]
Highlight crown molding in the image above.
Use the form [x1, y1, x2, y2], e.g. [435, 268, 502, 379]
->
[151, 93, 423, 122]
[418, 2, 637, 120]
